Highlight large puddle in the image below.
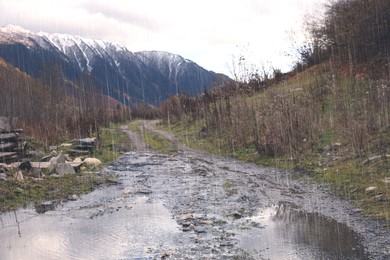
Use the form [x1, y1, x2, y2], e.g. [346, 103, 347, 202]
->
[0, 152, 373, 259]
[0, 196, 182, 259]
[239, 202, 369, 260]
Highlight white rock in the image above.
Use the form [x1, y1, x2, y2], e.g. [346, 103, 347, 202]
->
[365, 186, 377, 193]
[60, 143, 73, 148]
[83, 158, 102, 167]
[73, 157, 83, 163]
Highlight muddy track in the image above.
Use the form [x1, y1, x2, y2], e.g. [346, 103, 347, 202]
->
[117, 120, 390, 259]
[1, 121, 389, 259]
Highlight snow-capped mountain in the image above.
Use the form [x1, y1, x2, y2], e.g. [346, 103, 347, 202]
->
[0, 25, 230, 104]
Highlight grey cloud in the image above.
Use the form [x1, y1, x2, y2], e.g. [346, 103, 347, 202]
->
[78, 2, 160, 32]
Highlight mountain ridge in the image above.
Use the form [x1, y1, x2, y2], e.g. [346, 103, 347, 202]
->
[0, 25, 231, 105]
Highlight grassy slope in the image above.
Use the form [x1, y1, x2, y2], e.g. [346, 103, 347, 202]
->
[160, 63, 390, 221]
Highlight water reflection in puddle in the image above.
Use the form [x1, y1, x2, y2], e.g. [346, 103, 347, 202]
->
[0, 196, 181, 260]
[240, 202, 369, 260]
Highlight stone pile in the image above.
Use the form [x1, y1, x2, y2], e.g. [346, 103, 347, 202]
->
[69, 137, 97, 156]
[0, 117, 24, 163]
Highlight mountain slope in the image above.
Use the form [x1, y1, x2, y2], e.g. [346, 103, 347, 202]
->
[0, 25, 231, 105]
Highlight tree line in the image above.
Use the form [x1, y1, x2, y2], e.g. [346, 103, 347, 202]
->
[0, 59, 130, 144]
[298, 0, 390, 73]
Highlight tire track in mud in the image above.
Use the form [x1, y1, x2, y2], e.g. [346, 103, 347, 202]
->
[118, 120, 390, 259]
[2, 121, 388, 259]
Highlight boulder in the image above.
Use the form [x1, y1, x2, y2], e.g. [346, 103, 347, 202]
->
[18, 160, 32, 171]
[55, 163, 76, 176]
[48, 153, 66, 173]
[83, 157, 102, 168]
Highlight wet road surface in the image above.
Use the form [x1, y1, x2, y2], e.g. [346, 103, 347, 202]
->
[0, 123, 389, 259]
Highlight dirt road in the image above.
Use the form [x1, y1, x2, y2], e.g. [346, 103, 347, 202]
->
[119, 120, 390, 259]
[0, 121, 389, 259]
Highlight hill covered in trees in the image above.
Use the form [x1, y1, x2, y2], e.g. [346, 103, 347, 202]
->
[0, 57, 129, 143]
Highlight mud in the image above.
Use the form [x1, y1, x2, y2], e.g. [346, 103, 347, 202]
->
[0, 122, 389, 259]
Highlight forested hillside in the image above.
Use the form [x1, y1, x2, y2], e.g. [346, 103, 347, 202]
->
[0, 58, 129, 143]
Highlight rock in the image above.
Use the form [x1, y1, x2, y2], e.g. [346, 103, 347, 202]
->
[0, 173, 7, 181]
[194, 226, 206, 233]
[137, 188, 152, 194]
[64, 154, 73, 162]
[55, 163, 76, 176]
[182, 227, 192, 232]
[35, 201, 55, 214]
[122, 187, 136, 195]
[40, 155, 53, 162]
[29, 167, 44, 179]
[161, 251, 170, 259]
[231, 212, 242, 219]
[60, 143, 73, 148]
[0, 117, 14, 132]
[383, 178, 390, 184]
[73, 157, 83, 163]
[220, 241, 233, 247]
[69, 194, 79, 201]
[18, 160, 32, 171]
[48, 153, 66, 173]
[365, 186, 378, 193]
[13, 171, 24, 182]
[83, 158, 102, 168]
[180, 221, 192, 227]
[177, 214, 193, 221]
[199, 220, 213, 225]
[372, 195, 384, 202]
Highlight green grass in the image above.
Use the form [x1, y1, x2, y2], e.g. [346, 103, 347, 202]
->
[0, 173, 116, 213]
[96, 123, 131, 163]
[128, 120, 178, 154]
[161, 121, 229, 156]
[142, 131, 178, 154]
[314, 159, 390, 220]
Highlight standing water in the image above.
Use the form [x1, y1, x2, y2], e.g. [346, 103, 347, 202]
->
[0, 152, 375, 259]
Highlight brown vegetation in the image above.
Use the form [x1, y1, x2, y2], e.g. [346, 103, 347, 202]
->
[0, 58, 130, 144]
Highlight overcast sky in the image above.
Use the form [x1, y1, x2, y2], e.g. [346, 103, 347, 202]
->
[0, 0, 326, 76]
